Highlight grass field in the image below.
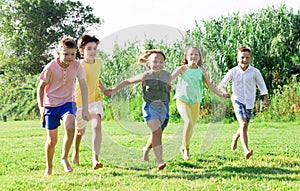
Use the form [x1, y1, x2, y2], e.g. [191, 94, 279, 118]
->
[0, 119, 299, 190]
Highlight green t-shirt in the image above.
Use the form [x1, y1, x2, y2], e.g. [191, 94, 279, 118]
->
[142, 70, 171, 104]
[174, 67, 203, 104]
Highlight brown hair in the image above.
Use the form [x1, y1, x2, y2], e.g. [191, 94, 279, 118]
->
[58, 37, 77, 50]
[238, 46, 252, 55]
[138, 49, 166, 68]
[181, 47, 203, 67]
[77, 34, 100, 57]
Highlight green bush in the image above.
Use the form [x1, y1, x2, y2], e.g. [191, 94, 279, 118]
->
[0, 69, 38, 120]
[254, 75, 300, 122]
[1, 5, 299, 123]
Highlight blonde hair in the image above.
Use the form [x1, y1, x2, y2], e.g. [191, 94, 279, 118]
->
[181, 47, 203, 67]
[58, 37, 77, 51]
[138, 49, 166, 68]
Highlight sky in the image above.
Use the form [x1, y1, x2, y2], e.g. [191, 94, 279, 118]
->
[79, 0, 300, 53]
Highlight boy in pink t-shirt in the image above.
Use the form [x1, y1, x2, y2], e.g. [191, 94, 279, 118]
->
[37, 37, 90, 176]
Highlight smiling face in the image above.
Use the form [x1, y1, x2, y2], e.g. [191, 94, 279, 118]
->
[186, 47, 200, 68]
[148, 53, 165, 73]
[81, 42, 98, 63]
[237, 50, 252, 71]
[57, 47, 76, 67]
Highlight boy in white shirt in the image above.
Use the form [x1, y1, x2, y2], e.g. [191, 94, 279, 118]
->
[218, 46, 269, 159]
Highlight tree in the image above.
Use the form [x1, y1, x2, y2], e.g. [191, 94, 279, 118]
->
[0, 0, 103, 74]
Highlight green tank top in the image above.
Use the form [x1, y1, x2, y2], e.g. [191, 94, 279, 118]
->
[142, 70, 171, 104]
[175, 67, 203, 104]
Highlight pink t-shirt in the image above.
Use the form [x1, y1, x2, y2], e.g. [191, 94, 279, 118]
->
[39, 59, 85, 107]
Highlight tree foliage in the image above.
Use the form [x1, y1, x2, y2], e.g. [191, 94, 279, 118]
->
[0, 0, 103, 74]
[0, 4, 299, 122]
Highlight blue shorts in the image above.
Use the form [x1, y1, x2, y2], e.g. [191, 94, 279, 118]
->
[142, 101, 169, 131]
[42, 102, 77, 130]
[233, 100, 252, 123]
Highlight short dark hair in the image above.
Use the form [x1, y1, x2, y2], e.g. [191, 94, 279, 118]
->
[77, 34, 100, 50]
[58, 37, 77, 50]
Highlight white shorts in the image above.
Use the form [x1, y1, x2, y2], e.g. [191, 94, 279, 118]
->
[75, 101, 104, 129]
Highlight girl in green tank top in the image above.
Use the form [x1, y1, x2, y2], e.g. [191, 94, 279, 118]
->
[171, 47, 229, 160]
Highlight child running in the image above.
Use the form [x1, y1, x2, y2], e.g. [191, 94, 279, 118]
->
[37, 37, 90, 176]
[218, 46, 269, 159]
[171, 47, 230, 160]
[72, 34, 109, 169]
[108, 49, 170, 170]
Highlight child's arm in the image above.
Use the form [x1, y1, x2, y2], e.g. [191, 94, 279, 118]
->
[218, 70, 231, 95]
[111, 73, 144, 96]
[262, 94, 269, 107]
[37, 80, 47, 122]
[98, 80, 111, 97]
[98, 80, 107, 91]
[171, 65, 186, 81]
[201, 66, 230, 98]
[255, 69, 269, 107]
[78, 78, 90, 121]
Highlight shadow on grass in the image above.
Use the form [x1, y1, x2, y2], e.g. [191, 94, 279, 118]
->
[221, 165, 300, 175]
[139, 165, 300, 182]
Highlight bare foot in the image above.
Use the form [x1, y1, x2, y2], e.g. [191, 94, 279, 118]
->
[142, 148, 150, 162]
[182, 149, 190, 161]
[92, 160, 103, 170]
[61, 159, 73, 172]
[158, 163, 166, 170]
[72, 152, 79, 165]
[245, 150, 253, 160]
[44, 168, 52, 176]
[231, 134, 238, 151]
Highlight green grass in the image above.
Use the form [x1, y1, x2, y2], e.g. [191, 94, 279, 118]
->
[0, 119, 299, 190]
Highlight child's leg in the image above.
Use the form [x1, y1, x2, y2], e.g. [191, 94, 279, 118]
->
[177, 101, 199, 160]
[148, 119, 165, 169]
[91, 114, 103, 169]
[72, 107, 87, 164]
[142, 134, 152, 161]
[72, 127, 85, 164]
[231, 130, 240, 151]
[61, 114, 75, 172]
[45, 129, 58, 176]
[237, 118, 253, 159]
[232, 101, 253, 158]
[237, 119, 249, 151]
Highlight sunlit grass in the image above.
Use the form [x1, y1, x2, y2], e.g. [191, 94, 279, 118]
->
[0, 119, 299, 190]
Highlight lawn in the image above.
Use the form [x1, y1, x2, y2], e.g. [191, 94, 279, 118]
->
[0, 119, 299, 190]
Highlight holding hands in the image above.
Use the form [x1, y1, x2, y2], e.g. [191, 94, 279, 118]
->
[103, 88, 115, 98]
[222, 93, 231, 98]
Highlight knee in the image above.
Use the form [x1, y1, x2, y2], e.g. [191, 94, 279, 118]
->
[65, 125, 75, 133]
[152, 128, 162, 136]
[76, 128, 85, 136]
[185, 119, 196, 129]
[46, 138, 57, 147]
[240, 122, 248, 130]
[64, 115, 75, 132]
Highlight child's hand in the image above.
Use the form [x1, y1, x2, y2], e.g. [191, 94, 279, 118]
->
[103, 89, 112, 97]
[82, 109, 90, 121]
[104, 88, 116, 98]
[264, 99, 269, 107]
[222, 93, 230, 98]
[39, 107, 45, 122]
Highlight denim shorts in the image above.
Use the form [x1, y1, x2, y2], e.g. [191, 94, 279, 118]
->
[142, 101, 169, 131]
[42, 102, 77, 130]
[233, 100, 252, 123]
